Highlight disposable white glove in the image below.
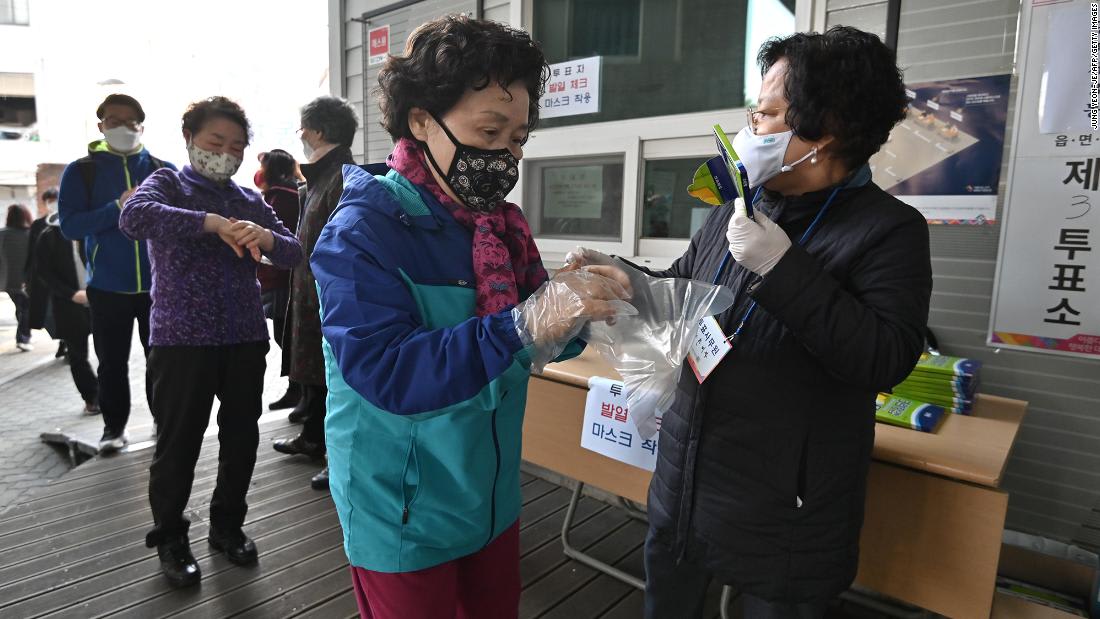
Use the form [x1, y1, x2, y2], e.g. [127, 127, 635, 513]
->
[512, 266, 637, 373]
[563, 247, 614, 269]
[726, 197, 792, 276]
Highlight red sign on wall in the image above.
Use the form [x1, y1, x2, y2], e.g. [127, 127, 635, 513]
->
[368, 25, 390, 66]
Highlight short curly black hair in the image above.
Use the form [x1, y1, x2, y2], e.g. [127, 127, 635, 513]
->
[758, 26, 907, 170]
[181, 96, 252, 145]
[376, 14, 549, 141]
[300, 96, 359, 148]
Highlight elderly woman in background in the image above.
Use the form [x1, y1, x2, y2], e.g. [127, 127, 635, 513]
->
[0, 204, 33, 350]
[272, 96, 359, 492]
[254, 148, 303, 412]
[120, 96, 302, 588]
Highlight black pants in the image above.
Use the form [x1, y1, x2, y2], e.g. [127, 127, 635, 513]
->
[262, 288, 290, 349]
[86, 287, 151, 434]
[643, 528, 829, 619]
[145, 341, 269, 547]
[65, 336, 98, 403]
[300, 383, 328, 447]
[6, 288, 31, 344]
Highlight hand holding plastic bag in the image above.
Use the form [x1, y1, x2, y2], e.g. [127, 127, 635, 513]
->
[567, 247, 735, 439]
[512, 266, 637, 373]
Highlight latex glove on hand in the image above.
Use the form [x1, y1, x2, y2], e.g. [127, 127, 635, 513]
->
[726, 197, 792, 276]
[513, 266, 637, 373]
[562, 247, 614, 271]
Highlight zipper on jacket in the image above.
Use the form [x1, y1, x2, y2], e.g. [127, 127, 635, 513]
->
[486, 392, 506, 547]
[120, 154, 143, 293]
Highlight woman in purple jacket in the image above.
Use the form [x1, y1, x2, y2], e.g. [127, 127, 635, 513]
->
[119, 96, 302, 588]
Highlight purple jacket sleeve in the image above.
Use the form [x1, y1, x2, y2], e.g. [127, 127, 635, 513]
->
[249, 195, 302, 269]
[119, 168, 206, 240]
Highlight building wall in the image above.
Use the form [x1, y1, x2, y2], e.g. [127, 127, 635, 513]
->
[826, 0, 1100, 550]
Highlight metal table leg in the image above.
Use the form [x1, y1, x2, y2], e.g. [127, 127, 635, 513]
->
[559, 481, 735, 618]
[560, 482, 646, 590]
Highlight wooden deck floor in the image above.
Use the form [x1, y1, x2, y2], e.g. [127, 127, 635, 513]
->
[0, 418, 729, 619]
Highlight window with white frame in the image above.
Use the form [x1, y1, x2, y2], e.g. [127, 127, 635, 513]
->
[0, 0, 29, 25]
[522, 0, 800, 260]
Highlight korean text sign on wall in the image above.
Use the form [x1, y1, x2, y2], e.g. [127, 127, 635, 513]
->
[540, 56, 601, 119]
[368, 25, 389, 66]
[990, 0, 1100, 359]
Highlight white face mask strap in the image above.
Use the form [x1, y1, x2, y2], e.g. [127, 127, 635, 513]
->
[780, 146, 817, 173]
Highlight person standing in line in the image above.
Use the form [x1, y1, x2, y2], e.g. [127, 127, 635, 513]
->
[254, 149, 302, 411]
[272, 96, 359, 491]
[26, 189, 67, 360]
[0, 204, 32, 350]
[120, 96, 302, 587]
[57, 94, 176, 452]
[31, 210, 99, 413]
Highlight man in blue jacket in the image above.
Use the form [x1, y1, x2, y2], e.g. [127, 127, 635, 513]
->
[58, 94, 175, 452]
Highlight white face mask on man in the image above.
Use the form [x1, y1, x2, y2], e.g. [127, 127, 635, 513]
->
[103, 126, 142, 153]
[730, 126, 816, 188]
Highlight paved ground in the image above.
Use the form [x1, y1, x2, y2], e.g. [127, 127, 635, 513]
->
[0, 295, 300, 514]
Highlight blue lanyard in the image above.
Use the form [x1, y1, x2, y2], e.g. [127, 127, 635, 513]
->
[712, 184, 844, 343]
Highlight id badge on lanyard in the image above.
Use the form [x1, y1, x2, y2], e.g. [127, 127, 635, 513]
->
[687, 185, 841, 383]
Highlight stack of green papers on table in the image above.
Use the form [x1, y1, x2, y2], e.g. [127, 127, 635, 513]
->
[875, 393, 946, 433]
[892, 353, 981, 415]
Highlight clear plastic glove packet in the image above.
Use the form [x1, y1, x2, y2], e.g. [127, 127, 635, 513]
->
[568, 248, 735, 439]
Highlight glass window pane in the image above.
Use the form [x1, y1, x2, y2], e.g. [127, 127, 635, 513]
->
[642, 158, 713, 239]
[533, 0, 795, 128]
[526, 158, 624, 241]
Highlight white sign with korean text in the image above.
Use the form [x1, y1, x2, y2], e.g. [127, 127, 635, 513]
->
[580, 377, 660, 471]
[540, 56, 601, 119]
[990, 0, 1100, 359]
[543, 165, 604, 219]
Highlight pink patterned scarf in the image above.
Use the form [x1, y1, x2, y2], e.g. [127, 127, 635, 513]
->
[387, 138, 548, 317]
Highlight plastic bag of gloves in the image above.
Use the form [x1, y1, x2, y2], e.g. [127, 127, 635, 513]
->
[566, 248, 735, 439]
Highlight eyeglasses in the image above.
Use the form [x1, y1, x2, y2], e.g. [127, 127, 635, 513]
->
[746, 106, 762, 130]
[103, 117, 142, 131]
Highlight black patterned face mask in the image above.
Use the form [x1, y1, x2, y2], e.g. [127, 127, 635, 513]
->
[422, 114, 520, 212]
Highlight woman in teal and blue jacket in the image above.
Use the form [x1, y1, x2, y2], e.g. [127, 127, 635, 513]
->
[310, 15, 634, 619]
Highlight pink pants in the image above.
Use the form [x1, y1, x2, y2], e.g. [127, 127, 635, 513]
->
[350, 520, 521, 619]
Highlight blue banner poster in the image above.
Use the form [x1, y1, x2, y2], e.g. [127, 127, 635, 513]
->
[870, 74, 1011, 225]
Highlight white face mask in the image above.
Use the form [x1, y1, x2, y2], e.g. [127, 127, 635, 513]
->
[187, 141, 243, 183]
[301, 135, 314, 161]
[730, 126, 816, 188]
[103, 126, 142, 153]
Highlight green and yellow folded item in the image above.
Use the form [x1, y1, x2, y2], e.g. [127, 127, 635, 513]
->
[912, 352, 981, 378]
[896, 373, 978, 399]
[875, 393, 946, 432]
[891, 388, 973, 414]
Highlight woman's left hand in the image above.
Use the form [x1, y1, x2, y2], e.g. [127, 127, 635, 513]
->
[726, 198, 792, 276]
[228, 218, 275, 261]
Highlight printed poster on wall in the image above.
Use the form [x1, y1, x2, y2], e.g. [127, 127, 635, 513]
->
[869, 74, 1011, 225]
[543, 165, 604, 219]
[990, 0, 1100, 359]
[540, 56, 601, 119]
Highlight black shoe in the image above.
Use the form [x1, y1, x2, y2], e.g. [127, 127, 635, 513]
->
[208, 526, 258, 566]
[287, 405, 310, 423]
[158, 536, 201, 587]
[272, 434, 325, 459]
[311, 466, 329, 490]
[269, 382, 301, 411]
[55, 342, 67, 359]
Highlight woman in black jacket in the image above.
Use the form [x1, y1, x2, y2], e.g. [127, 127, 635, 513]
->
[576, 27, 932, 618]
[34, 213, 98, 413]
